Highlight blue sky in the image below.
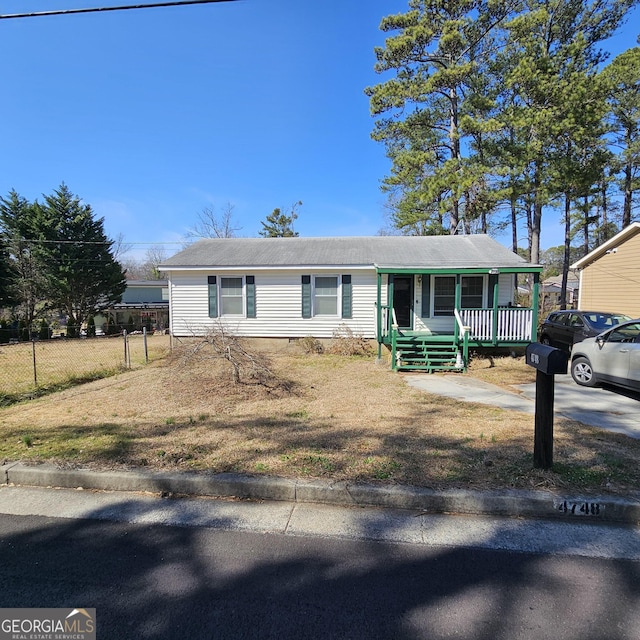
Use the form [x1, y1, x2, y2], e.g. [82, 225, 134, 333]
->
[1, 0, 638, 261]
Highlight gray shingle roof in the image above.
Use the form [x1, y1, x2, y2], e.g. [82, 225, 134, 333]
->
[160, 236, 534, 270]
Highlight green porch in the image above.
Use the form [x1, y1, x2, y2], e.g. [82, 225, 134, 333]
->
[375, 266, 542, 372]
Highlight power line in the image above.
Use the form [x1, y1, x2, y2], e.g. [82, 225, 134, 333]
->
[0, 0, 238, 20]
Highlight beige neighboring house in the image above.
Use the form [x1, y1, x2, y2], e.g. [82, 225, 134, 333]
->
[571, 222, 640, 318]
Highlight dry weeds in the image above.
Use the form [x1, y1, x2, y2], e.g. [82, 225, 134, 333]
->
[1, 347, 639, 499]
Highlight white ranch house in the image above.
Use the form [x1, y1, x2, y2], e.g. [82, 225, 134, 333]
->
[159, 236, 542, 371]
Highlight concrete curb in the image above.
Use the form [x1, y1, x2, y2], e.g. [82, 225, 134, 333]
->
[2, 462, 639, 525]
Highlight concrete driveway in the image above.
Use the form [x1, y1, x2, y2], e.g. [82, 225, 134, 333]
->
[405, 373, 640, 439]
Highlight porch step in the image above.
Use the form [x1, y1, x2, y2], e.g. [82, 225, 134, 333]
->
[394, 335, 462, 373]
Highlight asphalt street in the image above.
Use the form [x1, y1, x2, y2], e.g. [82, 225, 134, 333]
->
[405, 372, 640, 438]
[1, 486, 640, 640]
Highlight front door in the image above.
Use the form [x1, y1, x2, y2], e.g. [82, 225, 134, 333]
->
[392, 276, 413, 329]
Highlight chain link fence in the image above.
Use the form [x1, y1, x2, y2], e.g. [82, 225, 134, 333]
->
[0, 331, 171, 403]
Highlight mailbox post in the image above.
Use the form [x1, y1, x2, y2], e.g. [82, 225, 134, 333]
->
[525, 343, 569, 469]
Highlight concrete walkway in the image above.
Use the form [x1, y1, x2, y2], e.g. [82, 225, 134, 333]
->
[405, 373, 640, 438]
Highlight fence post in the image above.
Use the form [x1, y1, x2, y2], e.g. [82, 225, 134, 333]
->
[123, 330, 129, 368]
[32, 339, 38, 387]
[143, 327, 149, 364]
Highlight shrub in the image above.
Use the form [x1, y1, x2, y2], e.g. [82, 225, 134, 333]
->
[0, 319, 9, 344]
[327, 324, 373, 356]
[86, 316, 96, 338]
[299, 335, 324, 354]
[38, 319, 51, 340]
[19, 320, 29, 342]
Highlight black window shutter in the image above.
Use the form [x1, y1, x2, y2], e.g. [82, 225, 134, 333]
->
[246, 275, 256, 318]
[302, 275, 311, 318]
[208, 276, 218, 318]
[341, 275, 352, 319]
[421, 276, 430, 318]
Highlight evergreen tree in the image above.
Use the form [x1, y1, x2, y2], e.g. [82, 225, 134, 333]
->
[497, 0, 632, 263]
[0, 232, 16, 308]
[32, 184, 127, 338]
[601, 46, 640, 227]
[0, 190, 46, 323]
[259, 201, 302, 237]
[368, 0, 637, 262]
[366, 0, 516, 234]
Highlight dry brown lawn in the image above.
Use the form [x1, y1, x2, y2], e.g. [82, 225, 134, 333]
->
[0, 334, 171, 395]
[1, 343, 639, 499]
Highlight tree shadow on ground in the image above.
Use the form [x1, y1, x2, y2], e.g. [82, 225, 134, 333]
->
[1, 497, 639, 640]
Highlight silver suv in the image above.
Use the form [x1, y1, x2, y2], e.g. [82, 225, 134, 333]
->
[571, 320, 640, 390]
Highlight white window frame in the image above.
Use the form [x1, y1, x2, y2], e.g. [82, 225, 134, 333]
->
[219, 276, 245, 317]
[313, 275, 340, 317]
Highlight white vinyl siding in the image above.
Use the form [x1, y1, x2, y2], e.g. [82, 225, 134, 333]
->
[167, 269, 378, 338]
[498, 274, 515, 306]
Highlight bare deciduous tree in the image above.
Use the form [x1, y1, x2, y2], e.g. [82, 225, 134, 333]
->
[187, 202, 242, 239]
[112, 233, 133, 260]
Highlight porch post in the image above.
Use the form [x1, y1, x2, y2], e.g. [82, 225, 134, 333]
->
[492, 276, 499, 346]
[376, 271, 382, 359]
[454, 277, 461, 343]
[531, 272, 540, 341]
[388, 276, 395, 336]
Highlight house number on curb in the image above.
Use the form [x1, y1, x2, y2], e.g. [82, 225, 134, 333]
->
[554, 500, 603, 516]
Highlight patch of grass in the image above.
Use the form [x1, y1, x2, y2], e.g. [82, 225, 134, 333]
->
[0, 335, 170, 405]
[372, 459, 401, 480]
[467, 354, 535, 388]
[0, 367, 127, 408]
[302, 454, 334, 472]
[286, 409, 309, 420]
[0, 352, 638, 500]
[553, 463, 610, 487]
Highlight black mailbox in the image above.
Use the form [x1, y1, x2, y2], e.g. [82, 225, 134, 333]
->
[525, 343, 568, 375]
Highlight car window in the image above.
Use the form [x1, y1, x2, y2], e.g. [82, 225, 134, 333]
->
[568, 313, 584, 327]
[588, 313, 632, 330]
[548, 313, 567, 325]
[607, 323, 640, 343]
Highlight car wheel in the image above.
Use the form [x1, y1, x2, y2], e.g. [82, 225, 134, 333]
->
[571, 356, 598, 387]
